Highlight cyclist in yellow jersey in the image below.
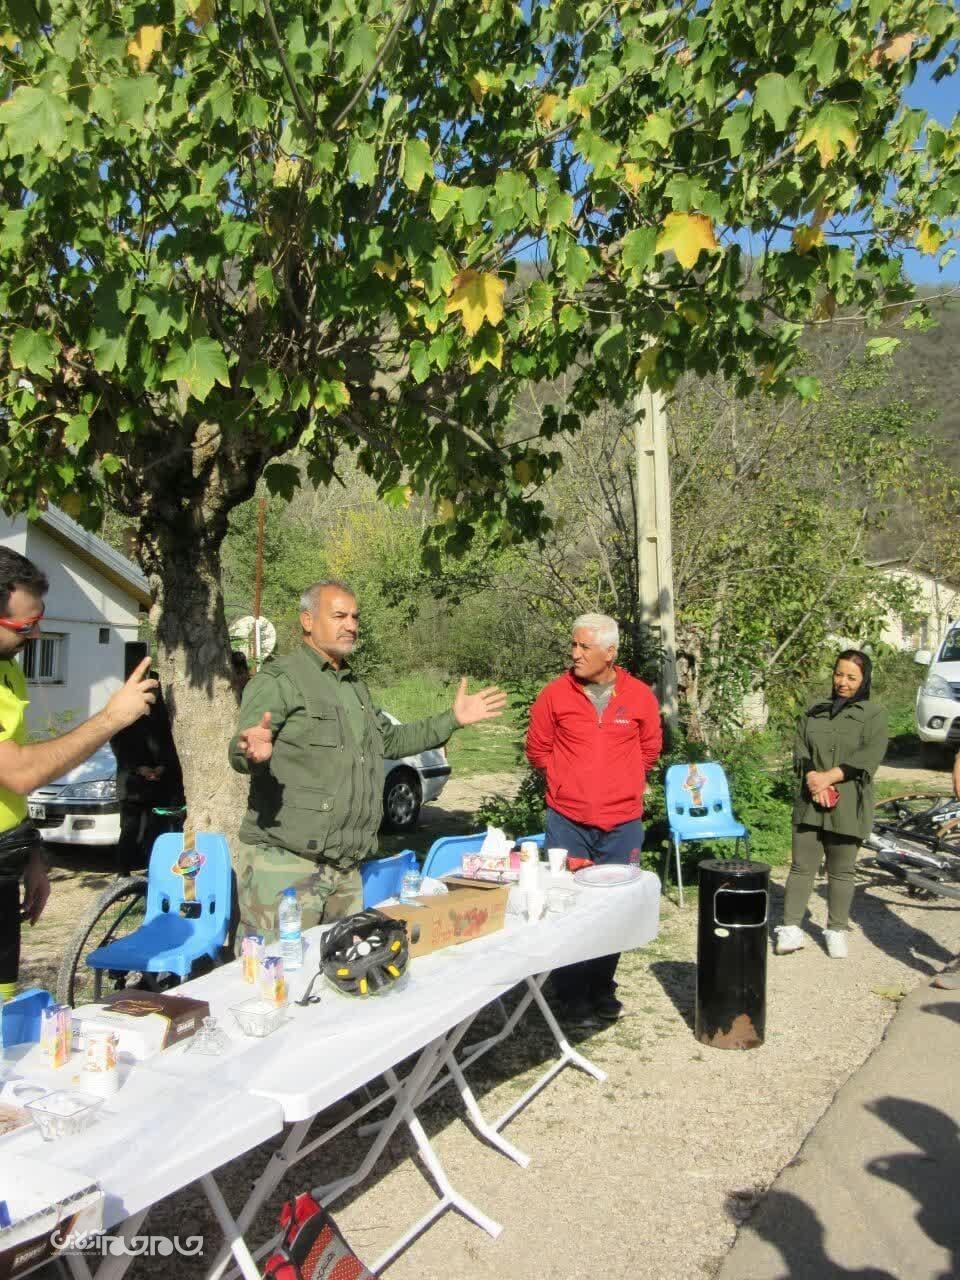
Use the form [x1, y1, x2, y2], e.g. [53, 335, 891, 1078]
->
[0, 548, 159, 998]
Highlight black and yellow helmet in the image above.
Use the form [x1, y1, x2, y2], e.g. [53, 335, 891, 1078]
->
[320, 910, 410, 997]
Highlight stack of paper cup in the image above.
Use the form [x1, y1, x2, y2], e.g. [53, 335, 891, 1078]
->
[82, 1028, 121, 1097]
[518, 841, 540, 892]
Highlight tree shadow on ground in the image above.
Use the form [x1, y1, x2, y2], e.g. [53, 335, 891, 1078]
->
[864, 1095, 960, 1279]
[734, 1187, 897, 1279]
[920, 999, 960, 1025]
[847, 876, 955, 976]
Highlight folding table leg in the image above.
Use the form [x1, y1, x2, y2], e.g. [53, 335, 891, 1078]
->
[201, 1173, 266, 1280]
[436, 1035, 531, 1168]
[205, 1118, 313, 1280]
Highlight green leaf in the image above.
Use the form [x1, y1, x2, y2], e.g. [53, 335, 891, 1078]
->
[409, 340, 431, 383]
[161, 338, 231, 402]
[459, 186, 489, 226]
[865, 337, 901, 358]
[0, 85, 69, 158]
[641, 111, 673, 149]
[810, 34, 839, 83]
[343, 24, 378, 77]
[562, 244, 592, 289]
[254, 265, 277, 303]
[402, 138, 433, 193]
[545, 190, 573, 229]
[623, 39, 655, 72]
[9, 327, 58, 377]
[577, 129, 620, 172]
[622, 227, 657, 276]
[62, 414, 89, 448]
[719, 108, 750, 157]
[430, 182, 460, 221]
[347, 138, 377, 187]
[263, 463, 301, 500]
[792, 375, 821, 401]
[89, 327, 127, 373]
[753, 72, 804, 132]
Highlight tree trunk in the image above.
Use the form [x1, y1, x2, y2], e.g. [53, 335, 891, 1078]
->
[145, 529, 247, 839]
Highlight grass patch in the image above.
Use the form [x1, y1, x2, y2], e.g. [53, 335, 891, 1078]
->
[369, 672, 525, 776]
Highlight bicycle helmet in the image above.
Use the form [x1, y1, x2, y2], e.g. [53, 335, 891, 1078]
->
[320, 910, 410, 997]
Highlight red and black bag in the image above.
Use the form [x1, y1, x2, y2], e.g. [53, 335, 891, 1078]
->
[263, 1194, 380, 1280]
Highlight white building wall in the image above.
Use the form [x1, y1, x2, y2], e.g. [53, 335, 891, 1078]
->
[0, 513, 143, 735]
[878, 567, 960, 652]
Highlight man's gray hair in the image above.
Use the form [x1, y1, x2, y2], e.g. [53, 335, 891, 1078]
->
[299, 579, 356, 613]
[572, 612, 619, 651]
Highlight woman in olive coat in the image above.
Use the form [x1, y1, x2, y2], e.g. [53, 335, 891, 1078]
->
[775, 650, 888, 959]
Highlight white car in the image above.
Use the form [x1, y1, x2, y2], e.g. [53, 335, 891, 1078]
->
[914, 626, 960, 749]
[28, 716, 451, 847]
[28, 744, 121, 846]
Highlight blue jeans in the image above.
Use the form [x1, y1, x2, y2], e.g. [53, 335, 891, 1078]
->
[545, 808, 645, 1005]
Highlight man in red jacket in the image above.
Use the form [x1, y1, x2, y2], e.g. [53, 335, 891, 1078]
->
[527, 613, 663, 1024]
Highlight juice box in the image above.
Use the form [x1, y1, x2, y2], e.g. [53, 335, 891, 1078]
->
[40, 1004, 71, 1069]
[259, 956, 286, 1006]
[241, 934, 264, 984]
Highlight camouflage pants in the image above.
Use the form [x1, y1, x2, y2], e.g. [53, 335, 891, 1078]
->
[234, 841, 362, 954]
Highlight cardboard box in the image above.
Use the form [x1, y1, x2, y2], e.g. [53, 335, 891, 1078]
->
[87, 992, 210, 1054]
[0, 1156, 102, 1280]
[379, 878, 509, 958]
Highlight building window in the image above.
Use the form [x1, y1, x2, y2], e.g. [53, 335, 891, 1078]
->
[21, 633, 67, 685]
[98, 627, 110, 645]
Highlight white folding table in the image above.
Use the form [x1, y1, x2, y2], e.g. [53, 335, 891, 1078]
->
[148, 869, 661, 1276]
[0, 1049, 283, 1280]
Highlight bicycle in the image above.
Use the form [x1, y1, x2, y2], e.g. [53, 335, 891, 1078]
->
[861, 793, 960, 903]
[55, 806, 189, 1008]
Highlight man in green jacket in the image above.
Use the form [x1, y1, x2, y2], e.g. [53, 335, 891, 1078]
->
[229, 579, 506, 943]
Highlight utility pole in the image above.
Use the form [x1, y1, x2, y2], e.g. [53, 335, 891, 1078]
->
[634, 382, 679, 730]
[251, 497, 266, 668]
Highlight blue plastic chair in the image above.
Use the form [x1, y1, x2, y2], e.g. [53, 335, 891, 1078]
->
[664, 762, 749, 907]
[421, 832, 486, 879]
[86, 831, 233, 981]
[0, 989, 54, 1047]
[361, 850, 419, 907]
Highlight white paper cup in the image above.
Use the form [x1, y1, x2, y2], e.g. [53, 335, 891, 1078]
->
[547, 847, 567, 874]
[518, 857, 540, 892]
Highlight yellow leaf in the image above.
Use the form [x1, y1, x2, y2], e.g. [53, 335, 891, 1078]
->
[405, 298, 422, 323]
[437, 498, 456, 523]
[445, 269, 505, 337]
[758, 363, 777, 387]
[869, 32, 915, 66]
[128, 25, 163, 73]
[373, 254, 404, 280]
[797, 119, 857, 169]
[0, 32, 20, 50]
[468, 70, 503, 105]
[634, 345, 660, 383]
[187, 0, 214, 25]
[536, 94, 560, 127]
[655, 212, 719, 270]
[678, 299, 707, 326]
[273, 155, 301, 187]
[513, 459, 534, 485]
[915, 221, 945, 255]
[468, 329, 503, 374]
[792, 224, 824, 254]
[812, 201, 831, 228]
[623, 163, 653, 192]
[814, 290, 837, 320]
[676, 46, 692, 66]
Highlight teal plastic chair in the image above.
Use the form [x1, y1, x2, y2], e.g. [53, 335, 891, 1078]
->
[85, 831, 233, 980]
[664, 762, 749, 907]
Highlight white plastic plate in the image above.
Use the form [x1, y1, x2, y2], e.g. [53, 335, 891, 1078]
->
[572, 864, 643, 888]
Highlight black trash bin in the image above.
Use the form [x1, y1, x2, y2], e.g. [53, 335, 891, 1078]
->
[695, 858, 769, 1050]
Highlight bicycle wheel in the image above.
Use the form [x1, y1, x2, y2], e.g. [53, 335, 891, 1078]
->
[904, 869, 960, 902]
[874, 793, 949, 827]
[56, 876, 148, 1007]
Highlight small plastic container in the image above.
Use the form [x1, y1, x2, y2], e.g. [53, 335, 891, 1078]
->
[185, 1016, 230, 1056]
[546, 887, 578, 914]
[230, 998, 286, 1039]
[25, 1090, 104, 1141]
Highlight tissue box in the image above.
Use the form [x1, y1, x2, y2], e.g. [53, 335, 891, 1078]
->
[0, 1156, 102, 1279]
[378, 878, 508, 957]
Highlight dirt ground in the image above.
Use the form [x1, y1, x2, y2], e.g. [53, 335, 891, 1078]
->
[19, 764, 960, 1280]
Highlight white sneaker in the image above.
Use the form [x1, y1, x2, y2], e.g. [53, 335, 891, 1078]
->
[824, 929, 848, 958]
[774, 925, 805, 955]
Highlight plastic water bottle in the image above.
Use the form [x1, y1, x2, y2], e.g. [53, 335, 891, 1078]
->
[278, 888, 303, 971]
